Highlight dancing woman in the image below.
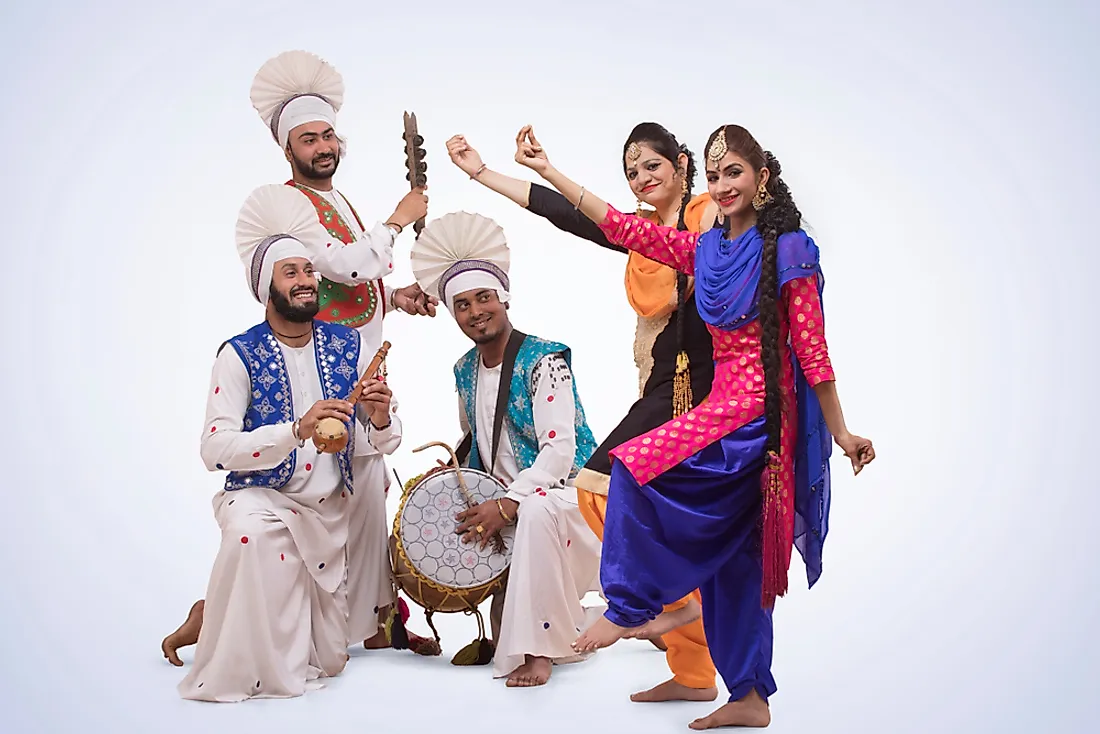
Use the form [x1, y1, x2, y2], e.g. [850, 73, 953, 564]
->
[513, 124, 875, 730]
[447, 124, 720, 703]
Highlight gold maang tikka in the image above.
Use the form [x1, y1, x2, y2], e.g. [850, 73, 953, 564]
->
[626, 141, 642, 162]
[707, 127, 728, 163]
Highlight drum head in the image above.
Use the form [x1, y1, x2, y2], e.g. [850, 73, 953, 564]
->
[396, 468, 513, 590]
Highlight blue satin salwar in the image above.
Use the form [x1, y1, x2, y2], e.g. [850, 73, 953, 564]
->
[601, 416, 777, 701]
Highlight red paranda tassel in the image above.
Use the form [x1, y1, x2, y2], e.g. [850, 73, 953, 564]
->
[760, 450, 788, 608]
[397, 596, 410, 623]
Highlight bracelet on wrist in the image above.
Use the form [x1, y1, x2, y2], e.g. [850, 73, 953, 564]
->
[471, 164, 487, 179]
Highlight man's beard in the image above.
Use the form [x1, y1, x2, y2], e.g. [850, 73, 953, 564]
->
[271, 285, 319, 322]
[292, 149, 340, 180]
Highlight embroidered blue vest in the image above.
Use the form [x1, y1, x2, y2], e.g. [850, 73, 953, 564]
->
[454, 334, 597, 481]
[222, 320, 360, 492]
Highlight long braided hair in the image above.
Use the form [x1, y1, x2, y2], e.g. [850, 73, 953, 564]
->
[704, 125, 802, 601]
[622, 123, 699, 415]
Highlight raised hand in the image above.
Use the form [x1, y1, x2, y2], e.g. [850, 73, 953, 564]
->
[388, 187, 428, 230]
[513, 125, 551, 174]
[446, 134, 484, 177]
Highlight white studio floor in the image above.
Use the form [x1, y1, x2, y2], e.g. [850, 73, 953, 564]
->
[1, 590, 886, 734]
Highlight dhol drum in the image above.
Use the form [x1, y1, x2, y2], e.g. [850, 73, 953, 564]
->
[390, 441, 514, 664]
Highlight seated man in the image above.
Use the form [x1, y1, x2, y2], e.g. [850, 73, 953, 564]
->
[410, 212, 602, 688]
[178, 204, 400, 702]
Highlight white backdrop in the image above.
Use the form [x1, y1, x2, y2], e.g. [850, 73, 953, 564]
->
[1, 1, 1096, 732]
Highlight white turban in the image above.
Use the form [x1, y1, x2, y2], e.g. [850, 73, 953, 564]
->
[249, 235, 312, 304]
[273, 94, 337, 148]
[441, 264, 511, 313]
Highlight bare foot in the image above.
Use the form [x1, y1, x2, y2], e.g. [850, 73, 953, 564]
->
[162, 599, 204, 667]
[689, 690, 771, 729]
[624, 598, 701, 641]
[363, 627, 389, 650]
[630, 678, 719, 703]
[572, 615, 631, 653]
[505, 655, 552, 687]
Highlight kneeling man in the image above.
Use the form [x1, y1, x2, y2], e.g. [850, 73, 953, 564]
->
[179, 210, 400, 702]
[410, 212, 602, 687]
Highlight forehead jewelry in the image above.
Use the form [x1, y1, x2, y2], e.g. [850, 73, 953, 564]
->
[707, 127, 728, 163]
[626, 142, 642, 162]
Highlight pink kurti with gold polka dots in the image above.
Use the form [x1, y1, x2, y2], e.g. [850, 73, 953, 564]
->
[597, 208, 836, 487]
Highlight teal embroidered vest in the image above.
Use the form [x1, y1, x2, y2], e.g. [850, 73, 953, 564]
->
[454, 334, 596, 480]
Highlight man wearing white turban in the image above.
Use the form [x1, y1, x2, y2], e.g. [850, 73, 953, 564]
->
[410, 212, 603, 687]
[177, 207, 402, 701]
[162, 51, 439, 667]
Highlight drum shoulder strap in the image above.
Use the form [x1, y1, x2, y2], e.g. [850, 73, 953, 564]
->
[489, 329, 527, 475]
[455, 433, 472, 466]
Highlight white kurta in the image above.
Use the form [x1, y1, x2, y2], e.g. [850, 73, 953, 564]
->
[179, 333, 398, 702]
[459, 352, 602, 679]
[298, 184, 404, 639]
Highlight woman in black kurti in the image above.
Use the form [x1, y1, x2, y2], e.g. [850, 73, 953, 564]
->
[445, 124, 721, 703]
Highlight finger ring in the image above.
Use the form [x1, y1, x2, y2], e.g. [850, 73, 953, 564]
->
[476, 524, 485, 534]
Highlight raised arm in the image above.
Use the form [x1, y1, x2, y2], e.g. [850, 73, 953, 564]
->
[513, 126, 698, 274]
[446, 134, 626, 254]
[290, 188, 427, 284]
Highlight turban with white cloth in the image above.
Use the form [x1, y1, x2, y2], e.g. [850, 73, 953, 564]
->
[410, 212, 511, 313]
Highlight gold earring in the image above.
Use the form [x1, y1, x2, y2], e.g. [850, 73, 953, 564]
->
[636, 198, 645, 216]
[752, 182, 773, 211]
[680, 171, 689, 198]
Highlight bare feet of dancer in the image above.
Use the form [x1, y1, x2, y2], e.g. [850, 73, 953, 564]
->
[571, 615, 631, 653]
[623, 597, 701, 641]
[505, 655, 552, 687]
[161, 600, 204, 667]
[689, 690, 771, 729]
[630, 678, 719, 703]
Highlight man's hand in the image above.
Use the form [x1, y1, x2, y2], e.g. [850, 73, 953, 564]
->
[388, 187, 428, 229]
[391, 282, 438, 317]
[299, 399, 355, 440]
[455, 497, 518, 550]
[357, 379, 392, 428]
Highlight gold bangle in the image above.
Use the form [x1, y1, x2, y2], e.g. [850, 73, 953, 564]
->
[471, 164, 487, 179]
[496, 498, 513, 523]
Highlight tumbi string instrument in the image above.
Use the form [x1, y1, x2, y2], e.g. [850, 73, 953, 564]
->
[311, 341, 391, 453]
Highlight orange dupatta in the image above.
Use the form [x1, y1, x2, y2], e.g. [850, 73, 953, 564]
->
[623, 193, 715, 318]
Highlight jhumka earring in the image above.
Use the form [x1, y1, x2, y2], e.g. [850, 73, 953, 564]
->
[752, 182, 774, 211]
[680, 169, 689, 198]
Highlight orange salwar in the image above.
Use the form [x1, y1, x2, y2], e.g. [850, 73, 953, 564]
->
[577, 488, 716, 689]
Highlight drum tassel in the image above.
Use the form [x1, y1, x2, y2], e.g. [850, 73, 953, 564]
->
[451, 608, 494, 666]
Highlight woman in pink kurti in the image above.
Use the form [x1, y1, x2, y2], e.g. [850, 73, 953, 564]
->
[512, 124, 875, 730]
